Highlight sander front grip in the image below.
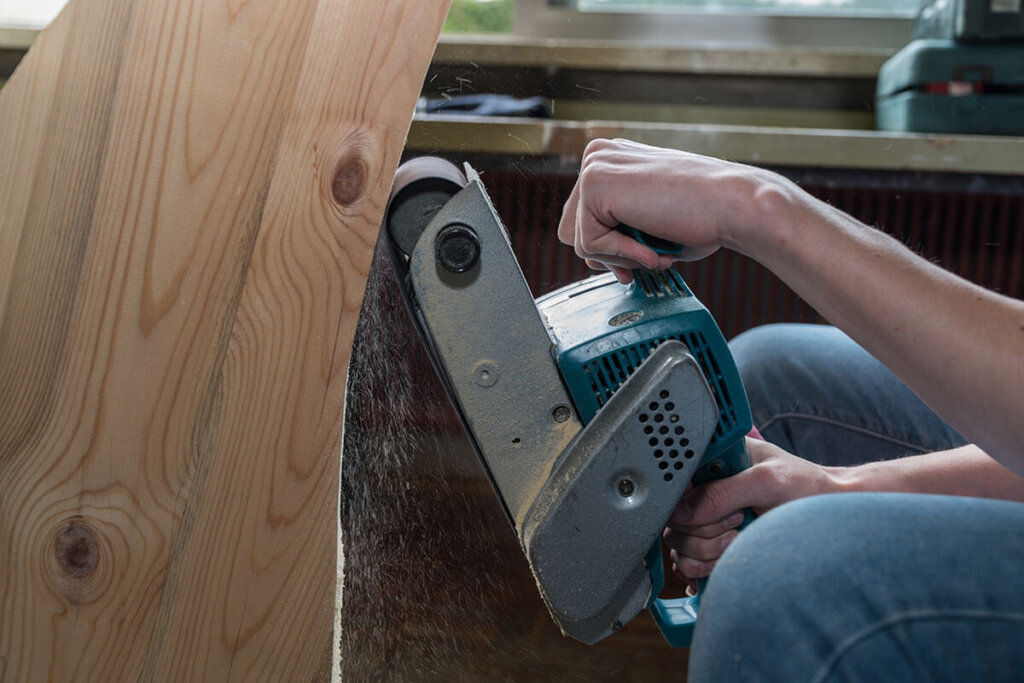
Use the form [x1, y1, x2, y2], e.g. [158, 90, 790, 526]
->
[646, 437, 754, 647]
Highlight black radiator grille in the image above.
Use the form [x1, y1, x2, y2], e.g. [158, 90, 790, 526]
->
[489, 170, 1024, 341]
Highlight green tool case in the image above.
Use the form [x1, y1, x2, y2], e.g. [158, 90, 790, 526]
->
[914, 0, 1024, 42]
[875, 39, 1024, 135]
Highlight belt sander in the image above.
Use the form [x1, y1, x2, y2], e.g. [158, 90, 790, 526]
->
[383, 157, 753, 647]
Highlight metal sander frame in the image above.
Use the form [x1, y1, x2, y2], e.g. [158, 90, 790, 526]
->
[385, 161, 720, 645]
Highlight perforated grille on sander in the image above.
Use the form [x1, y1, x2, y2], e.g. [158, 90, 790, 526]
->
[638, 388, 697, 484]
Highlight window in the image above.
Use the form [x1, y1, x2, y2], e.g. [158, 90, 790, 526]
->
[519, 0, 912, 49]
[564, 0, 918, 18]
[0, 0, 69, 30]
[444, 0, 514, 33]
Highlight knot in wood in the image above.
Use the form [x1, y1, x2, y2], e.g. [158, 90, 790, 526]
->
[56, 520, 99, 579]
[332, 153, 369, 207]
[45, 517, 111, 606]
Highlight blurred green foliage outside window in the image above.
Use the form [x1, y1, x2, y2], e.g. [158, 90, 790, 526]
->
[443, 0, 514, 33]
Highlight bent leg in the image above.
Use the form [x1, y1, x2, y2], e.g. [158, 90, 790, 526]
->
[688, 493, 1024, 682]
[730, 324, 967, 466]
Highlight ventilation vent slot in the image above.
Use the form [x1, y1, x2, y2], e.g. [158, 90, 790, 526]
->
[583, 334, 738, 444]
[633, 270, 691, 299]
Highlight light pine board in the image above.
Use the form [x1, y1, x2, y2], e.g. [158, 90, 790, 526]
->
[0, 0, 450, 680]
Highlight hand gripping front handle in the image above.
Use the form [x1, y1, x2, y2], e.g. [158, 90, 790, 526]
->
[646, 437, 754, 647]
[614, 224, 684, 258]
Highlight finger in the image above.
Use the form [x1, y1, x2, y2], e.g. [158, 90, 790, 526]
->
[667, 466, 766, 528]
[582, 260, 639, 284]
[576, 221, 663, 270]
[572, 180, 663, 270]
[663, 528, 738, 562]
[610, 265, 633, 283]
[558, 182, 581, 246]
[671, 549, 717, 580]
[581, 251, 654, 272]
[666, 510, 745, 538]
[670, 562, 699, 595]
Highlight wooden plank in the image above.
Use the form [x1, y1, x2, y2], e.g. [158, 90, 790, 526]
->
[0, 19, 67, 325]
[0, 0, 450, 680]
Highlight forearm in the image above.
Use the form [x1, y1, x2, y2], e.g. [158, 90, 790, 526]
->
[831, 445, 1024, 502]
[665, 441, 1024, 581]
[732, 182, 1024, 475]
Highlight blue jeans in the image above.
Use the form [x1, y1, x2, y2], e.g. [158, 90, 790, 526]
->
[730, 323, 966, 466]
[687, 324, 1024, 681]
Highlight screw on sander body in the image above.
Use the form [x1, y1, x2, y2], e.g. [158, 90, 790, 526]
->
[551, 405, 571, 423]
[436, 224, 480, 273]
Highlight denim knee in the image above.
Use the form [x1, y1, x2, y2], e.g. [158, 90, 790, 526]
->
[688, 493, 1024, 682]
[728, 323, 797, 423]
[688, 495, 845, 677]
[728, 324, 966, 464]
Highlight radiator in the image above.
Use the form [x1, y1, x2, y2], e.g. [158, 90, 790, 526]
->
[483, 170, 1024, 341]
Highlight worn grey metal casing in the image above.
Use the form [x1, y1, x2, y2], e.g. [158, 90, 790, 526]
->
[406, 171, 717, 644]
[521, 341, 717, 644]
[408, 173, 583, 529]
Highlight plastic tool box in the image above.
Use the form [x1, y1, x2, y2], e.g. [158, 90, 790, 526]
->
[914, 0, 1024, 42]
[875, 39, 1024, 135]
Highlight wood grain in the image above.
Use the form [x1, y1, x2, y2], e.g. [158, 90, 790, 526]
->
[0, 0, 450, 680]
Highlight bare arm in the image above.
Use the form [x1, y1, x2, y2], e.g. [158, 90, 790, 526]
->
[747, 193, 1024, 477]
[664, 439, 1024, 581]
[559, 138, 1024, 476]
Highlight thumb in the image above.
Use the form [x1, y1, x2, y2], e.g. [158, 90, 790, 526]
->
[668, 467, 760, 529]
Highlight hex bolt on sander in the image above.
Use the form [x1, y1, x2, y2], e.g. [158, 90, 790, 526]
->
[383, 157, 754, 647]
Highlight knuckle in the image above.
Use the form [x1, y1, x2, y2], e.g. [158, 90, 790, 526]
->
[754, 461, 786, 491]
[583, 137, 612, 157]
[577, 164, 603, 193]
[711, 511, 743, 536]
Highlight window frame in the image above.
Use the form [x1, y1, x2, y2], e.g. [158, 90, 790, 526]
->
[551, 0, 918, 20]
[518, 0, 913, 50]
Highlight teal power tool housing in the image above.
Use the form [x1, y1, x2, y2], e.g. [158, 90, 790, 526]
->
[537, 266, 754, 645]
[384, 158, 752, 647]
